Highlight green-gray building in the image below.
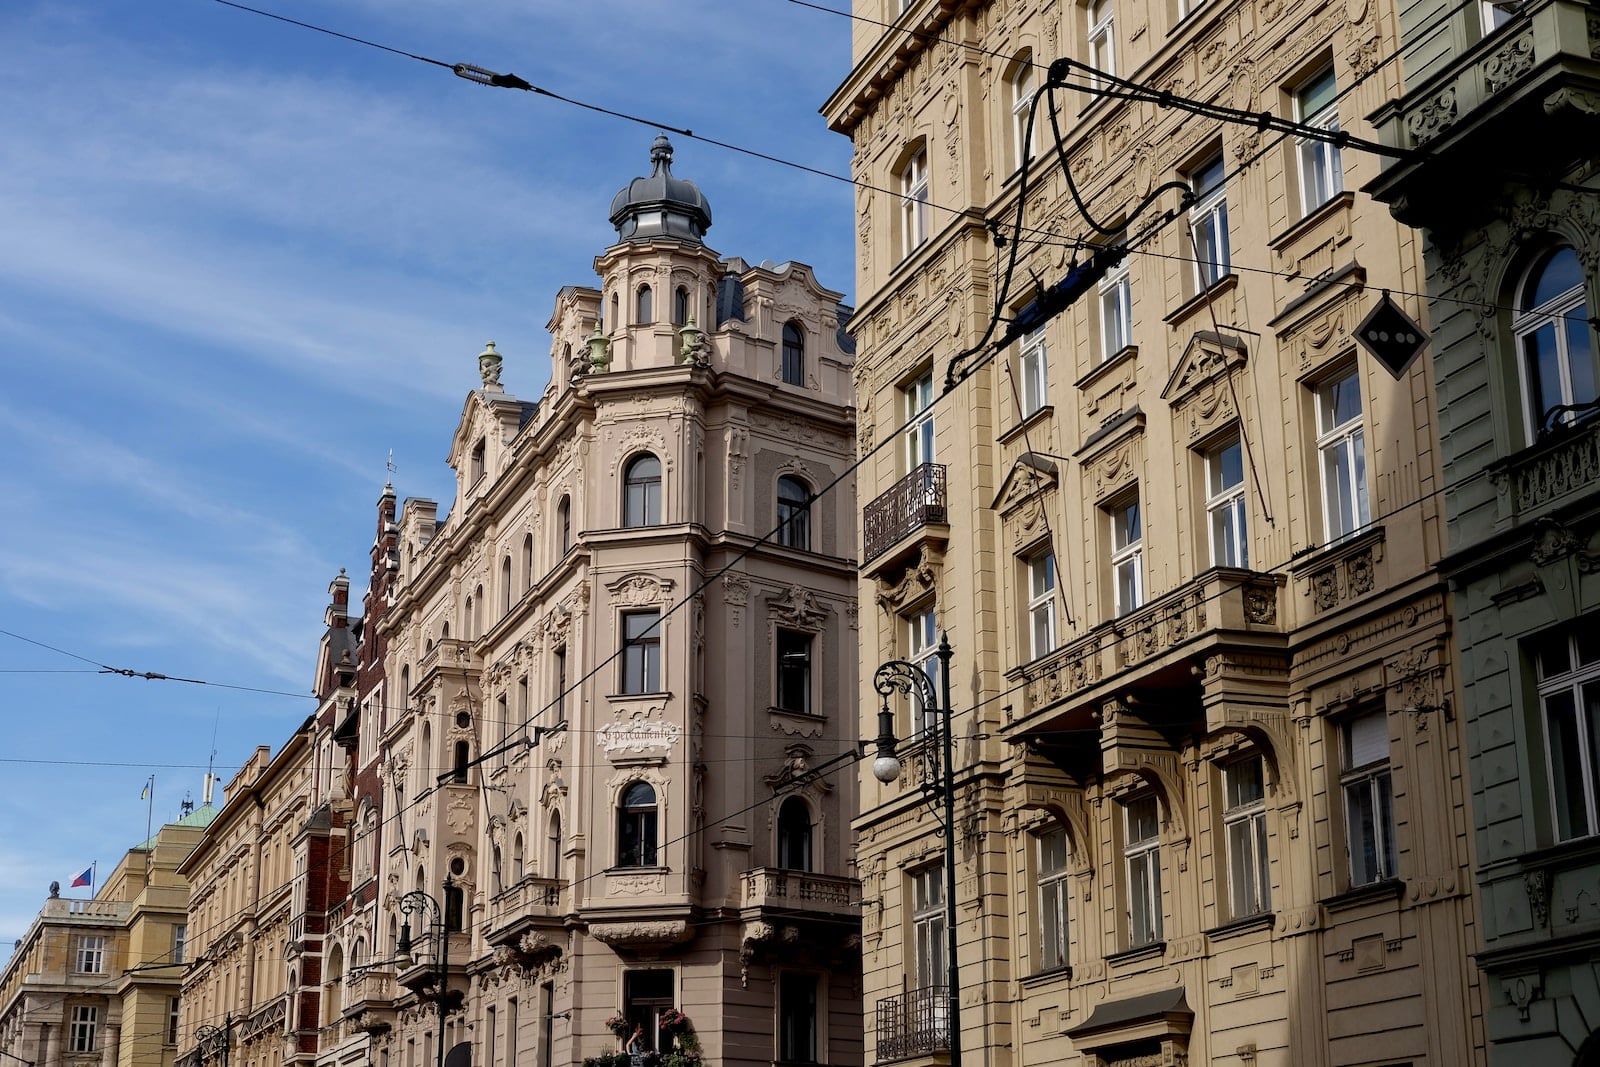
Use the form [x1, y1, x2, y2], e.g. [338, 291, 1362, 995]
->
[1369, 1, 1600, 1061]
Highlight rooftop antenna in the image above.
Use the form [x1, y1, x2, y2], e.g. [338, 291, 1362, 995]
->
[204, 707, 219, 806]
[387, 449, 397, 476]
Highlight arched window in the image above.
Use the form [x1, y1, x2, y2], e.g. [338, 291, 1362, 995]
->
[463, 597, 473, 641]
[512, 832, 525, 882]
[782, 321, 805, 386]
[617, 781, 659, 867]
[352, 937, 365, 969]
[637, 284, 654, 325]
[522, 533, 534, 591]
[611, 292, 619, 326]
[1010, 52, 1037, 170]
[777, 797, 813, 872]
[492, 845, 503, 893]
[675, 286, 692, 325]
[474, 584, 484, 637]
[1516, 245, 1596, 438]
[501, 556, 512, 615]
[400, 665, 410, 706]
[548, 811, 563, 880]
[420, 724, 432, 790]
[323, 944, 344, 1025]
[558, 495, 572, 553]
[624, 454, 662, 527]
[776, 476, 811, 551]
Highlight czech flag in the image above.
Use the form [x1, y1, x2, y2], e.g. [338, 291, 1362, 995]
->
[70, 867, 92, 889]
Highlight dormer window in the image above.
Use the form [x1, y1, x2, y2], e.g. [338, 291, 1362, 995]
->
[470, 438, 486, 484]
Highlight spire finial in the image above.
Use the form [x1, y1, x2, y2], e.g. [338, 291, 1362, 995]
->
[651, 133, 673, 170]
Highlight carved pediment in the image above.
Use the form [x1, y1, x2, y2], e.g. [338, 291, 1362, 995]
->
[1162, 331, 1248, 408]
[991, 453, 1059, 514]
[605, 572, 675, 607]
[875, 544, 942, 611]
[768, 585, 830, 630]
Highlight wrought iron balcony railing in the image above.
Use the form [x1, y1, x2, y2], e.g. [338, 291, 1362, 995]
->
[864, 463, 948, 564]
[875, 986, 950, 1063]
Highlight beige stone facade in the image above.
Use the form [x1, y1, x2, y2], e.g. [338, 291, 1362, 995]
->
[354, 139, 863, 1067]
[825, 1, 1486, 1064]
[1, 808, 213, 1067]
[177, 741, 314, 1067]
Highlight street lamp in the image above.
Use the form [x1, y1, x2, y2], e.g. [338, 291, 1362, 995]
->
[194, 1016, 232, 1067]
[871, 634, 960, 1067]
[395, 877, 457, 1067]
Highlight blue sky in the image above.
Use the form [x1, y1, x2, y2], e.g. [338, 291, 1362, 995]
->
[0, 0, 856, 948]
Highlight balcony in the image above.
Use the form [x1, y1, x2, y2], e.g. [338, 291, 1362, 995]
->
[1491, 417, 1600, 523]
[485, 877, 566, 966]
[875, 986, 950, 1063]
[864, 463, 947, 565]
[741, 867, 862, 918]
[341, 968, 395, 1021]
[1010, 568, 1285, 729]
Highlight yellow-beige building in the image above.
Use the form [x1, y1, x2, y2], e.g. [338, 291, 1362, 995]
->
[824, 1, 1487, 1063]
[0, 805, 214, 1067]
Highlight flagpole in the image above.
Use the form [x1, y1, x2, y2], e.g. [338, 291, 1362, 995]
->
[144, 775, 155, 877]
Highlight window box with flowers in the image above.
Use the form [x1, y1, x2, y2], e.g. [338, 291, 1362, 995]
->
[658, 1009, 703, 1067]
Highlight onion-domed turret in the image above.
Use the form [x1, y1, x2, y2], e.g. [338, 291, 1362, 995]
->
[608, 134, 713, 244]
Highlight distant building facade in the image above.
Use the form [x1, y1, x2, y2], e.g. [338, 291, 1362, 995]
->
[826, 1, 1486, 1064]
[355, 137, 863, 1067]
[1369, 2, 1600, 1062]
[1, 807, 214, 1067]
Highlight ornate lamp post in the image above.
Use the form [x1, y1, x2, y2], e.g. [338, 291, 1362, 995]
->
[194, 1016, 232, 1067]
[870, 634, 959, 1067]
[395, 877, 456, 1067]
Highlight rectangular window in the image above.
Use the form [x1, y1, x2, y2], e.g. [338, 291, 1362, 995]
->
[1087, 0, 1116, 85]
[1026, 552, 1058, 660]
[1295, 66, 1344, 215]
[470, 438, 487, 484]
[76, 935, 105, 974]
[1123, 795, 1163, 947]
[507, 997, 519, 1067]
[1480, 0, 1515, 32]
[70, 1006, 98, 1053]
[1536, 626, 1600, 841]
[912, 866, 946, 990]
[903, 372, 936, 470]
[538, 983, 553, 1067]
[776, 630, 813, 714]
[1316, 368, 1369, 543]
[484, 1005, 497, 1067]
[167, 997, 180, 1045]
[1038, 826, 1070, 972]
[778, 972, 820, 1063]
[901, 150, 930, 256]
[1011, 59, 1038, 170]
[1189, 155, 1230, 288]
[1206, 437, 1248, 568]
[624, 970, 675, 1053]
[553, 648, 567, 721]
[1110, 496, 1144, 616]
[1019, 326, 1048, 417]
[496, 694, 509, 767]
[172, 924, 187, 966]
[1342, 712, 1397, 885]
[1223, 757, 1271, 917]
[907, 606, 940, 735]
[1099, 256, 1132, 361]
[621, 611, 661, 694]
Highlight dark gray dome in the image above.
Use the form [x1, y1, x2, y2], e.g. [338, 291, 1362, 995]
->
[608, 134, 713, 244]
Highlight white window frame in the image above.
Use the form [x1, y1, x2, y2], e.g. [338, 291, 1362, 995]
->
[1188, 155, 1230, 289]
[1123, 795, 1162, 947]
[1480, 0, 1516, 34]
[1010, 55, 1038, 171]
[911, 866, 946, 990]
[1316, 368, 1370, 544]
[1087, 0, 1116, 86]
[1222, 756, 1271, 918]
[1514, 246, 1596, 441]
[1341, 712, 1397, 886]
[901, 149, 930, 257]
[1206, 436, 1248, 568]
[76, 935, 105, 974]
[903, 372, 936, 471]
[1534, 627, 1600, 841]
[1019, 326, 1049, 417]
[1294, 66, 1344, 215]
[1026, 551, 1058, 660]
[908, 606, 940, 735]
[1037, 826, 1070, 972]
[1098, 256, 1132, 362]
[172, 924, 187, 966]
[70, 1006, 98, 1053]
[1110, 495, 1143, 616]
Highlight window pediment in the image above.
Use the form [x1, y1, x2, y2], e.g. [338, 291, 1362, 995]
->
[1161, 331, 1248, 412]
[991, 453, 1059, 515]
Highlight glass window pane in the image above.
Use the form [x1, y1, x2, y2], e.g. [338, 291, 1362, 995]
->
[1531, 247, 1584, 307]
[1526, 324, 1566, 421]
[1565, 316, 1597, 407]
[1298, 68, 1337, 117]
[1346, 780, 1380, 885]
[1548, 688, 1590, 840]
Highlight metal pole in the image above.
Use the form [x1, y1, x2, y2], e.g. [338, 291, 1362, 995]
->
[937, 634, 960, 1067]
[437, 882, 449, 1067]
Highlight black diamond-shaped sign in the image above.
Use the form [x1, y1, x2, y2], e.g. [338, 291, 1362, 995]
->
[1355, 292, 1429, 379]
